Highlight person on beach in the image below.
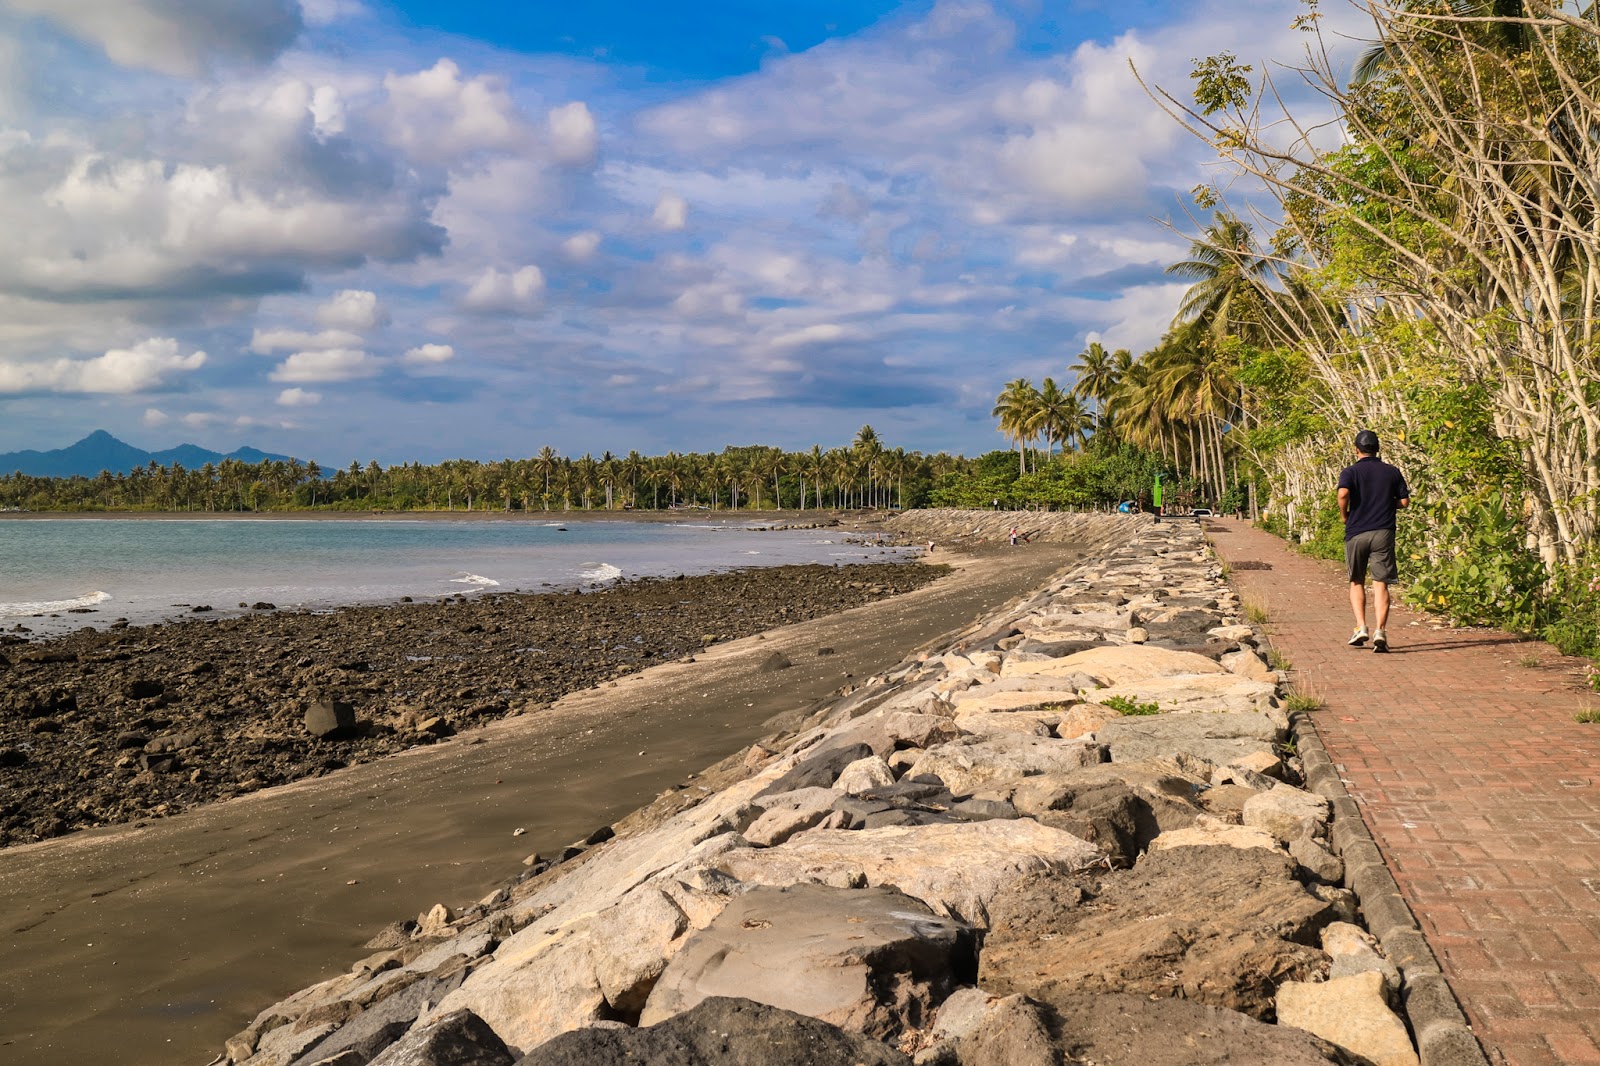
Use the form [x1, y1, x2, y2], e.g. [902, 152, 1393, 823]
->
[1009, 527, 1018, 546]
[1338, 429, 1411, 653]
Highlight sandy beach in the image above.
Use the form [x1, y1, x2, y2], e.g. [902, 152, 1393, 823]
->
[0, 541, 1076, 1066]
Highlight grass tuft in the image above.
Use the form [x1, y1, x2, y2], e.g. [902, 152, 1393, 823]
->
[1267, 648, 1293, 672]
[1285, 691, 1323, 713]
[1576, 707, 1600, 724]
[1102, 695, 1162, 716]
[1243, 599, 1269, 625]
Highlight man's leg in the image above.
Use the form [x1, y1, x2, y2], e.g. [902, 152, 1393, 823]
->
[1373, 581, 1391, 631]
[1349, 581, 1367, 630]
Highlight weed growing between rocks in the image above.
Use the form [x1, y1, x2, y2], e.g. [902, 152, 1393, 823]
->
[1101, 695, 1161, 716]
[1267, 648, 1293, 672]
[1284, 692, 1322, 714]
[1244, 600, 1269, 625]
[1575, 707, 1600, 724]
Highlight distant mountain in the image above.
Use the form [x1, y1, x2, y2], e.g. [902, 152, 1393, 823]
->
[0, 430, 305, 478]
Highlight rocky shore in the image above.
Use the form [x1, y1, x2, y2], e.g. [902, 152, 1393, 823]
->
[0, 562, 942, 848]
[217, 517, 1427, 1066]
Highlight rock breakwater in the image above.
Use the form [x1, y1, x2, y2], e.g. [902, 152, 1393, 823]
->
[217, 518, 1426, 1066]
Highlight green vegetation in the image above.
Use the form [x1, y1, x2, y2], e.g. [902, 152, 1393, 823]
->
[1284, 692, 1322, 714]
[1267, 648, 1292, 672]
[0, 426, 965, 514]
[1102, 695, 1162, 716]
[1244, 601, 1269, 626]
[1575, 708, 1600, 725]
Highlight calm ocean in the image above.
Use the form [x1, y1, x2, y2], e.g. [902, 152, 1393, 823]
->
[0, 517, 905, 636]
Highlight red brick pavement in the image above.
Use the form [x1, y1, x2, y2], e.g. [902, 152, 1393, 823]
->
[1207, 518, 1600, 1066]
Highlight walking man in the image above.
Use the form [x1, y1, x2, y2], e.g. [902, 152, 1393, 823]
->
[1338, 430, 1411, 652]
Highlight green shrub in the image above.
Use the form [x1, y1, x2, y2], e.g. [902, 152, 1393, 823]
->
[1102, 695, 1161, 716]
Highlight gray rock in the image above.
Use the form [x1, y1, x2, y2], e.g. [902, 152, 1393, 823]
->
[524, 997, 911, 1065]
[1046, 992, 1358, 1065]
[291, 970, 468, 1066]
[305, 697, 358, 739]
[757, 651, 793, 673]
[365, 1009, 512, 1066]
[1094, 712, 1281, 766]
[760, 740, 873, 795]
[640, 883, 974, 1038]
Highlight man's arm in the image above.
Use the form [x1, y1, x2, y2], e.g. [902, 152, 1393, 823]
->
[1338, 486, 1351, 522]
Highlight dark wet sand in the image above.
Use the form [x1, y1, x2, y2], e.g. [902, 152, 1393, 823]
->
[0, 544, 1076, 1066]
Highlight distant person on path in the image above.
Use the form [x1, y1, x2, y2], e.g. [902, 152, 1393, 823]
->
[1009, 526, 1018, 546]
[1338, 429, 1411, 653]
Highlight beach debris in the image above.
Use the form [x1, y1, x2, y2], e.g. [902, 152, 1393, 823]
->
[304, 696, 358, 739]
[512, 827, 526, 836]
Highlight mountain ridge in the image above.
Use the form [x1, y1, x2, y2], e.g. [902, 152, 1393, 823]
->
[0, 430, 305, 478]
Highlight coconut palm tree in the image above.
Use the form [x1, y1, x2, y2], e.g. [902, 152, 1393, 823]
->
[992, 378, 1042, 474]
[1164, 214, 1276, 344]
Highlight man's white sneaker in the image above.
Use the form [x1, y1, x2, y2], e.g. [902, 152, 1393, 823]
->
[1348, 628, 1369, 647]
[1372, 629, 1389, 653]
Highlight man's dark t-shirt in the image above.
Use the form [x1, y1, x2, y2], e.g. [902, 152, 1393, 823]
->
[1337, 456, 1410, 541]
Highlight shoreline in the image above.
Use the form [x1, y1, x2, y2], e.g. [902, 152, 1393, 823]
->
[0, 507, 859, 524]
[0, 542, 1078, 1066]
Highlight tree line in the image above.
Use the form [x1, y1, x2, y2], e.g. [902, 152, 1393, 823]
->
[0, 427, 974, 514]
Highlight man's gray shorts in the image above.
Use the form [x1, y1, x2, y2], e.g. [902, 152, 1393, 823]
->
[1346, 528, 1398, 583]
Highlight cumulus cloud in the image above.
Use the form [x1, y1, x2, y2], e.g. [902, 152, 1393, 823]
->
[462, 265, 544, 312]
[276, 386, 321, 406]
[315, 289, 386, 330]
[0, 337, 206, 394]
[402, 343, 453, 365]
[382, 59, 528, 162]
[0, 0, 304, 77]
[143, 407, 170, 426]
[653, 191, 688, 231]
[249, 328, 363, 354]
[561, 231, 602, 261]
[269, 347, 377, 382]
[546, 101, 598, 166]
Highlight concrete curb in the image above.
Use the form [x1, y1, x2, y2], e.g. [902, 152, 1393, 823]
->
[1292, 706, 1491, 1066]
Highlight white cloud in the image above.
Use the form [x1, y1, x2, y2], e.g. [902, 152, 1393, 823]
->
[561, 231, 601, 261]
[0, 0, 303, 77]
[143, 407, 169, 426]
[249, 327, 363, 353]
[269, 347, 378, 382]
[315, 289, 386, 330]
[546, 101, 597, 165]
[0, 337, 206, 394]
[277, 386, 322, 406]
[402, 343, 454, 365]
[382, 59, 527, 162]
[462, 265, 544, 312]
[653, 191, 688, 231]
[299, 0, 363, 26]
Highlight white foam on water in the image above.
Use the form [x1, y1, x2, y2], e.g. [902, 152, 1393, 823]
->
[0, 589, 111, 618]
[743, 550, 761, 555]
[579, 562, 623, 583]
[450, 573, 501, 587]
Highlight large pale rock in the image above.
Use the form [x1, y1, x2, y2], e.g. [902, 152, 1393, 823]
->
[835, 755, 897, 794]
[1149, 815, 1282, 853]
[639, 884, 974, 1037]
[746, 787, 841, 847]
[711, 820, 1104, 926]
[1221, 649, 1276, 680]
[905, 734, 1106, 796]
[1322, 922, 1401, 996]
[828, 712, 964, 756]
[1243, 785, 1331, 843]
[1094, 712, 1281, 767]
[1052, 702, 1122, 740]
[529, 997, 911, 1065]
[1090, 674, 1281, 716]
[1277, 971, 1419, 1066]
[1208, 624, 1257, 642]
[951, 689, 1081, 715]
[980, 845, 1335, 1019]
[1044, 992, 1355, 1066]
[952, 710, 1054, 738]
[1001, 645, 1226, 685]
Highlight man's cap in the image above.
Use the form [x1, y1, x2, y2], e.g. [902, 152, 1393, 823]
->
[1354, 429, 1380, 453]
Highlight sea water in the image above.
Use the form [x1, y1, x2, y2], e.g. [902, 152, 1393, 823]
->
[0, 517, 907, 636]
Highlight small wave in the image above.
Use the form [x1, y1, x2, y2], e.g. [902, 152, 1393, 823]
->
[451, 573, 501, 587]
[0, 590, 111, 618]
[743, 550, 761, 555]
[579, 562, 623, 583]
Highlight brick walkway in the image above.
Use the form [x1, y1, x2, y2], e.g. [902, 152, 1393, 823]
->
[1207, 518, 1600, 1066]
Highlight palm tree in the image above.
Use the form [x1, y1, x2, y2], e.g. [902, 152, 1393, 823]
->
[992, 378, 1042, 474]
[1164, 214, 1275, 344]
[1069, 342, 1119, 417]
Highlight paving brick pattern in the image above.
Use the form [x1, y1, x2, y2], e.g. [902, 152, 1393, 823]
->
[1206, 518, 1600, 1066]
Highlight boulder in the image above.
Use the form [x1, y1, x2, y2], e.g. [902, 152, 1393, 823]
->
[905, 734, 1106, 796]
[1001, 645, 1226, 685]
[1220, 649, 1276, 681]
[745, 787, 841, 847]
[1322, 922, 1401, 997]
[979, 845, 1335, 1019]
[757, 651, 792, 673]
[711, 820, 1104, 927]
[760, 740, 874, 795]
[305, 697, 358, 739]
[1276, 972, 1419, 1066]
[835, 756, 897, 795]
[525, 996, 911, 1065]
[1289, 834, 1344, 885]
[1089, 675, 1281, 716]
[1243, 785, 1331, 843]
[365, 1009, 513, 1065]
[290, 970, 468, 1066]
[1148, 816, 1282, 853]
[953, 994, 1060, 1066]
[1042, 992, 1358, 1066]
[640, 884, 974, 1038]
[950, 690, 1080, 715]
[952, 711, 1054, 738]
[1051, 702, 1121, 739]
[1093, 712, 1281, 767]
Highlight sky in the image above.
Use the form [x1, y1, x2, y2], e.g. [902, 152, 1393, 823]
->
[0, 0, 1367, 466]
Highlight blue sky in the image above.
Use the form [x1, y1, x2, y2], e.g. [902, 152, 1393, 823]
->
[0, 0, 1363, 465]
